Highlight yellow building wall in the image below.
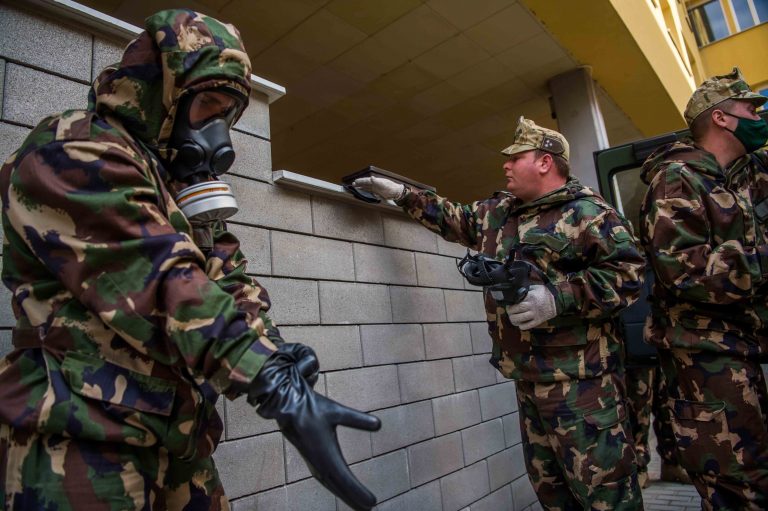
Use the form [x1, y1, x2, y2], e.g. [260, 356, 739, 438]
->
[697, 23, 768, 89]
[523, 0, 695, 136]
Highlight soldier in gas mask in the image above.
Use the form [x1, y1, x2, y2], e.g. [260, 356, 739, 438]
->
[0, 9, 379, 511]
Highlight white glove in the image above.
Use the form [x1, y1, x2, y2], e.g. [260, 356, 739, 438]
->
[351, 176, 406, 201]
[505, 285, 557, 330]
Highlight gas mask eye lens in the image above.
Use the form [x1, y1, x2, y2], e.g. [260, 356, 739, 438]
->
[188, 91, 240, 128]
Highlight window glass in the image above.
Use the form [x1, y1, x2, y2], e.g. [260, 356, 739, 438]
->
[755, 0, 768, 22]
[689, 1, 730, 45]
[732, 0, 756, 29]
[759, 88, 768, 111]
[610, 167, 646, 234]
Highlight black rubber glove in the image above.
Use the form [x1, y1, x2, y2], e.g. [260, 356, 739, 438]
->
[246, 343, 382, 511]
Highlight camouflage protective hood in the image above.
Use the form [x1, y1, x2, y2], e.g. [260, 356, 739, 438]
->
[640, 140, 721, 185]
[89, 9, 252, 154]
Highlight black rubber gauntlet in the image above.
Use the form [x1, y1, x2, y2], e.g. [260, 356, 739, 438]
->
[246, 343, 382, 511]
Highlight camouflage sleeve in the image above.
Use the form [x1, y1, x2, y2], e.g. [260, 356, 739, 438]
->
[554, 210, 645, 318]
[5, 140, 276, 395]
[206, 224, 284, 349]
[642, 165, 768, 304]
[396, 188, 482, 249]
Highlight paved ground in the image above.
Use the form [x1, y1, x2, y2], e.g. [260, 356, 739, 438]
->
[641, 431, 702, 510]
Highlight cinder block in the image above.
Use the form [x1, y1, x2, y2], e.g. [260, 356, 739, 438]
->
[285, 477, 337, 511]
[407, 432, 464, 486]
[440, 461, 490, 511]
[226, 223, 271, 276]
[353, 244, 416, 285]
[461, 419, 505, 466]
[231, 129, 272, 183]
[382, 213, 438, 252]
[286, 424, 372, 482]
[3, 64, 89, 127]
[415, 252, 465, 289]
[256, 276, 319, 325]
[0, 59, 4, 119]
[488, 445, 527, 492]
[503, 412, 523, 447]
[212, 432, 284, 498]
[230, 486, 287, 511]
[470, 485, 513, 511]
[444, 289, 486, 322]
[224, 395, 278, 440]
[511, 472, 538, 510]
[470, 321, 493, 354]
[360, 323, 425, 365]
[377, 480, 442, 511]
[279, 325, 362, 371]
[438, 235, 468, 258]
[423, 323, 473, 359]
[0, 330, 12, 358]
[479, 381, 518, 421]
[91, 37, 125, 81]
[225, 175, 313, 233]
[453, 355, 497, 392]
[326, 365, 400, 411]
[271, 231, 354, 281]
[390, 286, 446, 323]
[432, 390, 481, 436]
[370, 401, 434, 456]
[0, 122, 30, 163]
[398, 359, 454, 403]
[311, 196, 384, 244]
[318, 281, 391, 324]
[0, 5, 91, 81]
[341, 450, 409, 506]
[235, 90, 271, 140]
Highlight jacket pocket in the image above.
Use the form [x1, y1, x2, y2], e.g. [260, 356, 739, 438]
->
[61, 351, 177, 416]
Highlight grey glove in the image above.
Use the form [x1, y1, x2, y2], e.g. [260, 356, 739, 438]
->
[351, 176, 406, 201]
[505, 284, 557, 330]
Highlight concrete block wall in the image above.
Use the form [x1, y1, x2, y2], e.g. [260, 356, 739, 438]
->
[0, 4, 541, 510]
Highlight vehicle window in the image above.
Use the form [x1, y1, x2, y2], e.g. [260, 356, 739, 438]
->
[610, 166, 646, 234]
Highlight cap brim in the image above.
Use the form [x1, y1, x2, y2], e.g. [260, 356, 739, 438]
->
[500, 143, 536, 156]
[737, 91, 768, 106]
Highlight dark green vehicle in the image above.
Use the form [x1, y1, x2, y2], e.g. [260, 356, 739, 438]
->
[594, 110, 768, 367]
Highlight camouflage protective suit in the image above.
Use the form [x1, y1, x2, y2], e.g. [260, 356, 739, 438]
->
[0, 10, 280, 510]
[640, 141, 768, 510]
[397, 176, 646, 510]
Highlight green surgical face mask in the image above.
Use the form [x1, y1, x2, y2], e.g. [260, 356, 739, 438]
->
[722, 112, 768, 153]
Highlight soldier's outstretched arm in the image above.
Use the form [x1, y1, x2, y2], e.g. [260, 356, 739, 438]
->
[552, 211, 646, 318]
[642, 167, 768, 304]
[354, 176, 483, 248]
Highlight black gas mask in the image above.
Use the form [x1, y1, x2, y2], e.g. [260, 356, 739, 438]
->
[167, 86, 246, 226]
[457, 251, 535, 306]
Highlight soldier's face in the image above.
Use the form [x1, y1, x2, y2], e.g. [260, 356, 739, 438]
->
[503, 151, 543, 202]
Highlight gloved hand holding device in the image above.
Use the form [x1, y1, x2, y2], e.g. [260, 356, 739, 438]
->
[244, 343, 382, 511]
[351, 176, 406, 201]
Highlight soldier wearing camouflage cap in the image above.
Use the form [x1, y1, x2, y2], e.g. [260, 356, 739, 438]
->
[0, 9, 381, 511]
[354, 117, 646, 510]
[640, 67, 768, 509]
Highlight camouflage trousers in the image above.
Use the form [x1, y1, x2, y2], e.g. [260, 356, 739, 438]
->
[625, 364, 678, 478]
[0, 424, 228, 511]
[516, 373, 643, 511]
[661, 348, 768, 511]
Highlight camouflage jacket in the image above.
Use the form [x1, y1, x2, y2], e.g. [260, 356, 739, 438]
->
[640, 141, 768, 356]
[398, 177, 645, 382]
[0, 10, 278, 461]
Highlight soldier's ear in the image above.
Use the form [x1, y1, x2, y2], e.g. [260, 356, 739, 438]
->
[711, 108, 729, 128]
[537, 152, 554, 175]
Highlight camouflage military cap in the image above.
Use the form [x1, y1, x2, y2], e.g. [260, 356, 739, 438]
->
[684, 67, 766, 125]
[501, 116, 570, 162]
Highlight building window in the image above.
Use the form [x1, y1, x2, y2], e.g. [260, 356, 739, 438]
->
[689, 0, 731, 45]
[730, 0, 768, 30]
[759, 87, 768, 110]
